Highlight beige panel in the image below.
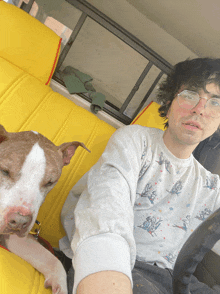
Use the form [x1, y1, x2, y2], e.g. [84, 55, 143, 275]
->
[87, 0, 197, 64]
[127, 0, 220, 59]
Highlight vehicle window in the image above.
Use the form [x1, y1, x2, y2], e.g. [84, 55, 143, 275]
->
[13, 0, 171, 124]
[13, 0, 38, 17]
[44, 17, 72, 47]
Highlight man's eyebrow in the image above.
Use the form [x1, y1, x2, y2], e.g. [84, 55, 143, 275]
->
[211, 94, 220, 99]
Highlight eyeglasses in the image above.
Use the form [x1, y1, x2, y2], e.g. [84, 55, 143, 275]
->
[177, 90, 220, 118]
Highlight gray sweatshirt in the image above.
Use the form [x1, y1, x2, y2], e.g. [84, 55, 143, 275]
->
[60, 125, 220, 293]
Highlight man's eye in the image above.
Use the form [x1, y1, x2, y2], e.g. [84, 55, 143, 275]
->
[185, 94, 197, 100]
[210, 99, 220, 107]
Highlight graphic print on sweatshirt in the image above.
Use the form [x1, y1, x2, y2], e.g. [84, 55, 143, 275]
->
[173, 215, 190, 231]
[195, 208, 212, 221]
[139, 161, 150, 180]
[141, 140, 148, 160]
[163, 252, 177, 264]
[139, 140, 151, 180]
[204, 176, 218, 190]
[166, 180, 183, 196]
[156, 152, 171, 174]
[138, 215, 163, 237]
[136, 183, 157, 205]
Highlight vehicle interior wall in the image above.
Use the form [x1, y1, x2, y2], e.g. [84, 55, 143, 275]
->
[10, 0, 198, 121]
[7, 0, 220, 179]
[3, 0, 220, 278]
[34, 0, 198, 64]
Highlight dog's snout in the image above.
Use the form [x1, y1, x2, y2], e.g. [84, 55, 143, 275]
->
[6, 210, 32, 232]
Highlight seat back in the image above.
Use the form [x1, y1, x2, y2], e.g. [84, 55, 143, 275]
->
[0, 0, 61, 85]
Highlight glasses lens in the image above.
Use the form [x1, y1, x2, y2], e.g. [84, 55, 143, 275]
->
[206, 99, 220, 117]
[178, 91, 220, 117]
[178, 91, 199, 109]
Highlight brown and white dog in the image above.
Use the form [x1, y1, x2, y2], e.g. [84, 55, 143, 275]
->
[0, 125, 90, 294]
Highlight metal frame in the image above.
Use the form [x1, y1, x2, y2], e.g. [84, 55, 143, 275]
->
[119, 62, 153, 114]
[20, 0, 35, 12]
[20, 0, 173, 124]
[55, 12, 87, 71]
[65, 0, 173, 74]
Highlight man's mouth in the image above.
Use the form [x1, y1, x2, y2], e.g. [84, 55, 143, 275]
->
[183, 121, 202, 130]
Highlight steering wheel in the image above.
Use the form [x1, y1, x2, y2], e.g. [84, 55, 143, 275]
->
[173, 207, 220, 294]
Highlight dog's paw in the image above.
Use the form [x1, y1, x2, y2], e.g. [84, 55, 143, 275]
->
[44, 272, 67, 294]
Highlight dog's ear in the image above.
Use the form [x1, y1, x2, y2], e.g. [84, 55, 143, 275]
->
[0, 125, 8, 144]
[57, 141, 90, 166]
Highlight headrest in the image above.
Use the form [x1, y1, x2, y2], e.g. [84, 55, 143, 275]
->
[131, 101, 166, 130]
[0, 1, 61, 85]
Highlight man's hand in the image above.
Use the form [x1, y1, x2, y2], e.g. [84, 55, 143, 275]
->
[77, 271, 132, 294]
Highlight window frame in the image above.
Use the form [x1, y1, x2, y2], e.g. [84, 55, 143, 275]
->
[20, 0, 173, 124]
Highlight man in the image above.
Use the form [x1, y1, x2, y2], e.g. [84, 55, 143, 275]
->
[62, 58, 220, 294]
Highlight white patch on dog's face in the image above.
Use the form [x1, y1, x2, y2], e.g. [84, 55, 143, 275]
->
[0, 143, 46, 232]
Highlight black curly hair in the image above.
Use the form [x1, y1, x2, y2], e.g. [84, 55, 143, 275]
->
[157, 58, 220, 129]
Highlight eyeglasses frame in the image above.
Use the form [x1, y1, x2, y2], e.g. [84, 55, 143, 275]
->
[177, 90, 220, 117]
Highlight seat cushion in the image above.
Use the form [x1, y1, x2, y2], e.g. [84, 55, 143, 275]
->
[0, 246, 52, 294]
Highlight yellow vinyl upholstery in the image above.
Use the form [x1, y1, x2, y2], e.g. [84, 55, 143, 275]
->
[131, 101, 166, 130]
[0, 0, 61, 85]
[0, 2, 116, 293]
[0, 2, 166, 293]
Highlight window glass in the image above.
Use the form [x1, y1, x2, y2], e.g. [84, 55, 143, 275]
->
[134, 74, 167, 117]
[10, 0, 169, 122]
[13, 0, 38, 17]
[124, 67, 165, 118]
[35, 0, 82, 32]
[60, 17, 149, 109]
[44, 17, 72, 47]
[12, 0, 81, 50]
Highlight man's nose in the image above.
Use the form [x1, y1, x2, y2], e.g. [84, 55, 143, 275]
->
[190, 98, 207, 115]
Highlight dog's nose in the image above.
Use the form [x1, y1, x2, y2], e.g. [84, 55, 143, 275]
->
[6, 211, 32, 231]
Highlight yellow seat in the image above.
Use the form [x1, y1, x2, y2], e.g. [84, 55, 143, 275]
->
[131, 101, 166, 130]
[0, 2, 166, 293]
[0, 2, 116, 293]
[0, 0, 61, 85]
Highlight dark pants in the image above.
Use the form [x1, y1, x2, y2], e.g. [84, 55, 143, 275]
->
[53, 249, 220, 294]
[132, 260, 220, 294]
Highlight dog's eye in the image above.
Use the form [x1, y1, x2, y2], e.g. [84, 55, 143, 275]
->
[0, 169, 10, 177]
[44, 180, 54, 187]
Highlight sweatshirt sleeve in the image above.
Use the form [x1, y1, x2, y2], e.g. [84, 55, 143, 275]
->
[71, 125, 146, 293]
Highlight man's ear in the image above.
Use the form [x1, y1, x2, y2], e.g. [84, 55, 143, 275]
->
[57, 141, 90, 166]
[0, 125, 8, 144]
